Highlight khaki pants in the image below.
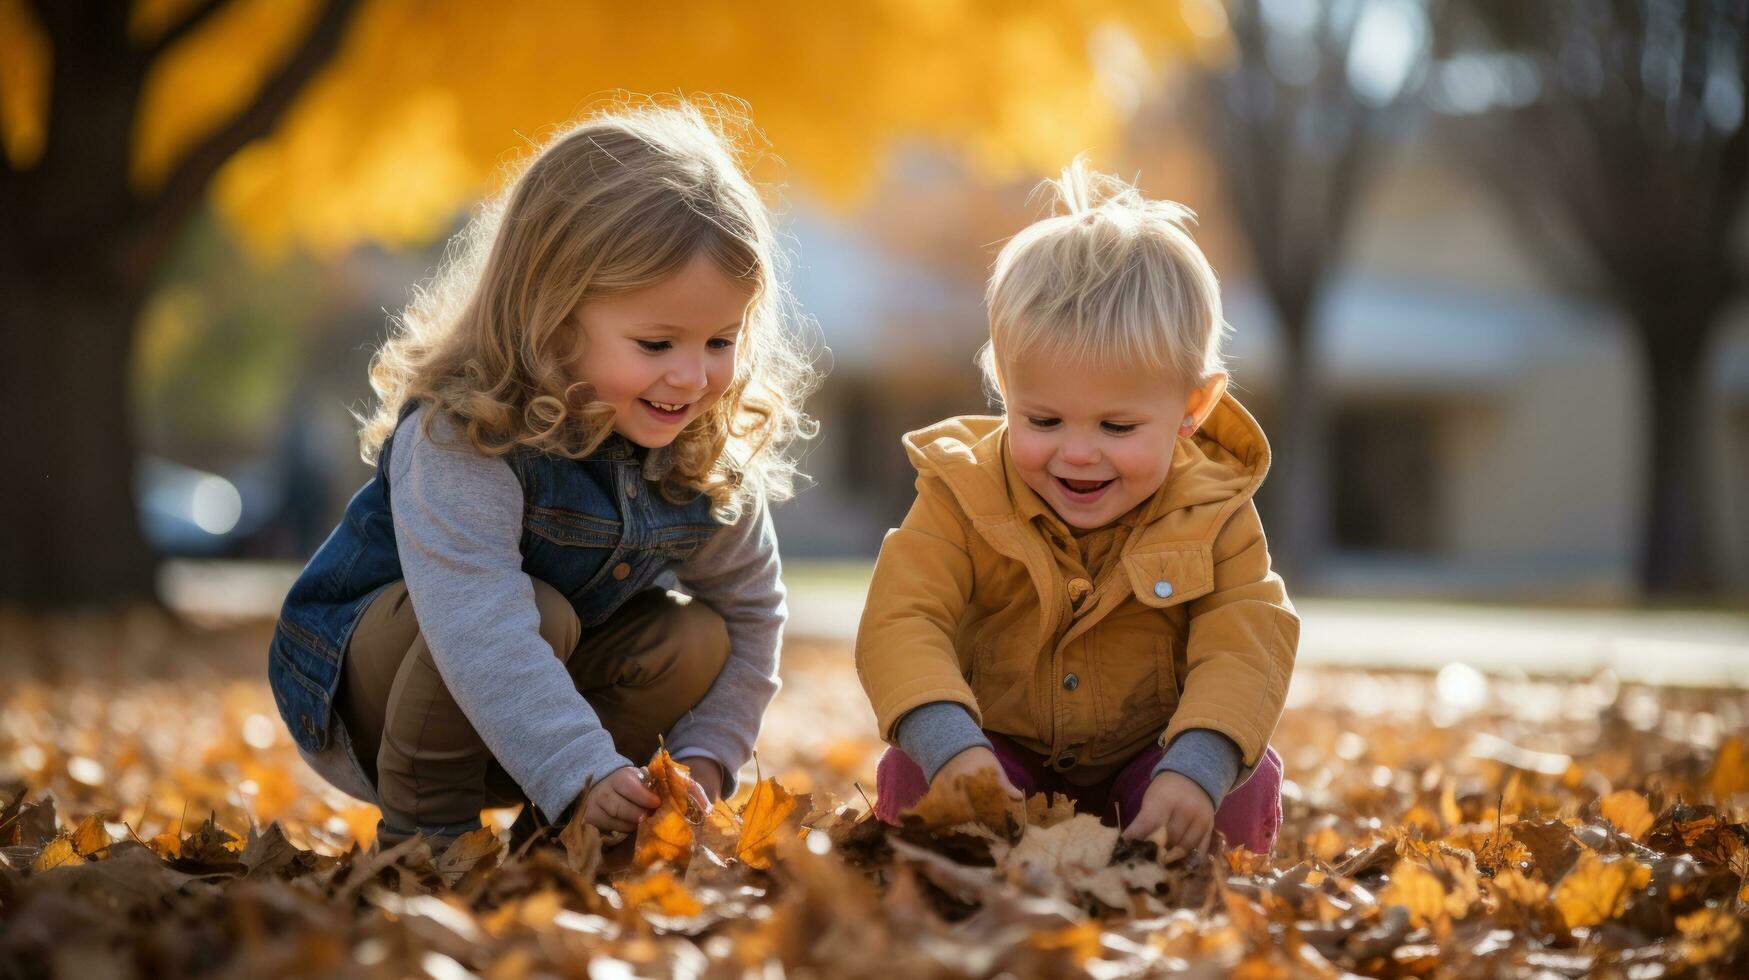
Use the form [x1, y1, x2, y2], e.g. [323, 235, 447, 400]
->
[338, 579, 730, 835]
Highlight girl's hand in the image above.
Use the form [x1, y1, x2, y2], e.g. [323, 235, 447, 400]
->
[581, 766, 661, 833]
[931, 746, 1024, 800]
[683, 758, 724, 812]
[1121, 771, 1215, 850]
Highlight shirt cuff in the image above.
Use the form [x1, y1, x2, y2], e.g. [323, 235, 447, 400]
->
[1153, 729, 1242, 809]
[896, 701, 992, 783]
[670, 746, 734, 796]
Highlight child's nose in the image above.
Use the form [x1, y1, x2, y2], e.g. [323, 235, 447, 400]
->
[667, 355, 708, 391]
[1061, 440, 1099, 466]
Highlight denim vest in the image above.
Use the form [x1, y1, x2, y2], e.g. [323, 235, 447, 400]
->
[267, 410, 720, 754]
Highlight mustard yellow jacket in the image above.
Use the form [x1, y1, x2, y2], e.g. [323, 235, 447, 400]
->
[855, 394, 1298, 783]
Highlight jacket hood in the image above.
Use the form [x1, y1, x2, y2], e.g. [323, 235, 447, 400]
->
[900, 392, 1272, 532]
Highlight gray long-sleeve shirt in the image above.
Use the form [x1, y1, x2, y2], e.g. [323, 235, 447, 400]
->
[384, 406, 785, 821]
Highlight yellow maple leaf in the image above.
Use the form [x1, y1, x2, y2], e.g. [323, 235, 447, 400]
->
[734, 776, 798, 870]
[1553, 853, 1650, 929]
[1598, 790, 1654, 840]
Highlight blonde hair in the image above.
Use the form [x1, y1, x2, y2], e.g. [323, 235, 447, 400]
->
[359, 97, 817, 520]
[979, 157, 1227, 397]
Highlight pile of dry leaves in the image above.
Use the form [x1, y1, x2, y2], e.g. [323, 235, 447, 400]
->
[2, 620, 1749, 977]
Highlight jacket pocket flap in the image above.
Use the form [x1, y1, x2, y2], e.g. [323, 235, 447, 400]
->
[1123, 545, 1213, 608]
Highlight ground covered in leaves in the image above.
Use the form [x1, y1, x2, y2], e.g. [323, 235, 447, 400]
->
[4, 610, 1749, 977]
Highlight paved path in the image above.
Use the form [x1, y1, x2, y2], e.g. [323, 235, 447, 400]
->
[162, 560, 1749, 688]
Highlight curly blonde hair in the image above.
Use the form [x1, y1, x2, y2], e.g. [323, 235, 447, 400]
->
[359, 97, 817, 520]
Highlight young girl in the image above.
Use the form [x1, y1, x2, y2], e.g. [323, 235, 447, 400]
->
[268, 101, 815, 847]
[857, 161, 1295, 853]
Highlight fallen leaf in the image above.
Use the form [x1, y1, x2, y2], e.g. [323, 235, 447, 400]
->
[30, 836, 84, 872]
[69, 814, 109, 857]
[634, 751, 698, 871]
[436, 828, 503, 888]
[1705, 736, 1749, 801]
[735, 776, 799, 870]
[617, 869, 703, 917]
[1599, 790, 1654, 840]
[1553, 852, 1650, 929]
[558, 806, 602, 880]
[1380, 860, 1447, 927]
[901, 767, 1023, 839]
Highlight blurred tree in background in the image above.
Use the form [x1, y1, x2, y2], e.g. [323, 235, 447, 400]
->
[0, 0, 1207, 608]
[1446, 0, 1748, 595]
[1193, 0, 1436, 586]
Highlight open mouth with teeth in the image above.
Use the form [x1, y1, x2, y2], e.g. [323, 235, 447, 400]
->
[1054, 475, 1114, 500]
[639, 398, 692, 422]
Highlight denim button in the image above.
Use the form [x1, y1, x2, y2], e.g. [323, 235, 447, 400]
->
[612, 562, 631, 580]
[1154, 580, 1174, 599]
[1062, 673, 1079, 691]
[626, 481, 640, 499]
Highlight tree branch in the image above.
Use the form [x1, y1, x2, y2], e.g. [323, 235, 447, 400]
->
[126, 0, 361, 279]
[145, 0, 229, 61]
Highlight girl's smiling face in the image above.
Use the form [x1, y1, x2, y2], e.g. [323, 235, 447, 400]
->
[569, 251, 754, 448]
[1002, 353, 1223, 530]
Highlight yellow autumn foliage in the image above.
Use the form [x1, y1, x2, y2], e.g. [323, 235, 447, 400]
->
[0, 0, 1222, 256]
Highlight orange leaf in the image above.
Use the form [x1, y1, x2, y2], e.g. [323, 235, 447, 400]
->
[70, 814, 110, 857]
[1706, 737, 1749, 801]
[1381, 860, 1448, 927]
[900, 766, 1023, 838]
[1553, 852, 1650, 929]
[633, 750, 697, 871]
[734, 776, 799, 870]
[617, 869, 703, 917]
[1599, 790, 1654, 840]
[30, 836, 83, 872]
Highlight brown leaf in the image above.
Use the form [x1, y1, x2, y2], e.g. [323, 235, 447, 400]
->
[634, 750, 698, 871]
[735, 776, 799, 870]
[435, 827, 503, 888]
[1511, 819, 1580, 882]
[558, 805, 602, 880]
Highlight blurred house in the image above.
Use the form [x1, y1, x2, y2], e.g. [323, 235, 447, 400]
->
[775, 137, 1749, 601]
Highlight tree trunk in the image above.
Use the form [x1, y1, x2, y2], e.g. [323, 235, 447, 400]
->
[0, 264, 158, 607]
[1268, 317, 1330, 586]
[1637, 323, 1714, 596]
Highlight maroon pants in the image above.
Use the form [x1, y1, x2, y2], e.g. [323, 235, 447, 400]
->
[874, 731, 1283, 853]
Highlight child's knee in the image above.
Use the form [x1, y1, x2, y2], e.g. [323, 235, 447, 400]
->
[614, 593, 730, 701]
[531, 579, 582, 660]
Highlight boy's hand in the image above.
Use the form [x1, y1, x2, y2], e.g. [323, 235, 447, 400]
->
[580, 766, 661, 833]
[931, 745, 1024, 800]
[1122, 770, 1215, 851]
[683, 757, 724, 812]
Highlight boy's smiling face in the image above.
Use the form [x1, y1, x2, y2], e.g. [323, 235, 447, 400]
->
[1002, 353, 1224, 531]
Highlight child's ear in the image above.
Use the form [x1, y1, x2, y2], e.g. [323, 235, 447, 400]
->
[1179, 373, 1229, 436]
